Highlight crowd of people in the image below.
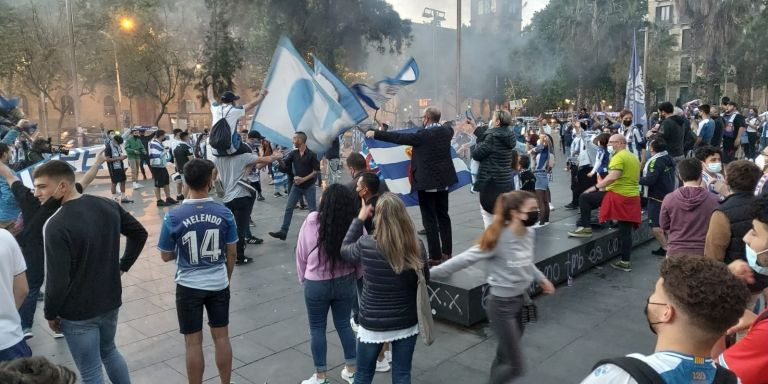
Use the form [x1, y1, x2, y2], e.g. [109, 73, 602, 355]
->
[0, 85, 767, 384]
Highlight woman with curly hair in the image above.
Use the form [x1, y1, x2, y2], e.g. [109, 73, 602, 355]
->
[296, 184, 360, 384]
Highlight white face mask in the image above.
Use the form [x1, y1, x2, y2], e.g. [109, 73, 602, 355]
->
[707, 162, 722, 173]
[607, 145, 615, 154]
[756, 154, 766, 171]
[746, 244, 768, 275]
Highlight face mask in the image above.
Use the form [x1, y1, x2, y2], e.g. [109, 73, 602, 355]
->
[623, 120, 632, 127]
[607, 145, 615, 154]
[644, 296, 666, 335]
[707, 162, 722, 173]
[522, 211, 539, 227]
[746, 244, 768, 275]
[756, 155, 766, 171]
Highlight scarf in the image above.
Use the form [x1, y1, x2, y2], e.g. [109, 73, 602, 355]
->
[642, 151, 668, 198]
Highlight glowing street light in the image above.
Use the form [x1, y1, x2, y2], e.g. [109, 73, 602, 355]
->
[118, 16, 136, 32]
[564, 99, 571, 105]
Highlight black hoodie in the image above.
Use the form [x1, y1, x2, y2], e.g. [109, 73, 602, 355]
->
[660, 114, 687, 157]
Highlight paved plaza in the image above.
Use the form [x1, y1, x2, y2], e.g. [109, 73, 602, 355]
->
[28, 165, 659, 384]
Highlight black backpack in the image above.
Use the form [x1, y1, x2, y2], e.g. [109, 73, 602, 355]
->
[209, 106, 240, 154]
[592, 356, 738, 384]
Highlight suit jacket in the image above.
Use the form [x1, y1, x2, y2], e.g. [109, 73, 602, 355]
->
[373, 125, 457, 191]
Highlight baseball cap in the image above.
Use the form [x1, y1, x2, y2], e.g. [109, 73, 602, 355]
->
[220, 91, 240, 102]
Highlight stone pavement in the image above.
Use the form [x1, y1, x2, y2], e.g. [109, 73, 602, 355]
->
[28, 163, 659, 384]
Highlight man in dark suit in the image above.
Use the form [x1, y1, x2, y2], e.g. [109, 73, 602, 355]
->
[366, 107, 457, 265]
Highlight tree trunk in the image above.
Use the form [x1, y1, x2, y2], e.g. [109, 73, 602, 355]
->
[154, 102, 168, 127]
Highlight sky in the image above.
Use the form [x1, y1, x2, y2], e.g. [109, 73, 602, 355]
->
[386, 0, 550, 29]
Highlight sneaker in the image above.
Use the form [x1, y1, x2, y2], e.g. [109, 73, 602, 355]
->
[257, 194, 265, 201]
[121, 198, 134, 204]
[250, 219, 256, 227]
[533, 222, 549, 229]
[549, 203, 556, 211]
[350, 318, 358, 333]
[165, 197, 178, 205]
[417, 229, 427, 235]
[235, 257, 253, 265]
[564, 203, 578, 210]
[156, 200, 170, 207]
[384, 350, 392, 363]
[301, 374, 329, 384]
[176, 195, 185, 201]
[132, 182, 143, 189]
[245, 237, 263, 245]
[268, 231, 287, 241]
[651, 247, 667, 256]
[340, 367, 355, 384]
[273, 192, 283, 198]
[568, 226, 593, 238]
[611, 260, 632, 272]
[22, 328, 33, 340]
[375, 358, 391, 372]
[53, 332, 64, 339]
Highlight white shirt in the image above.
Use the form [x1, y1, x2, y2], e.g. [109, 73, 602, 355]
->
[697, 118, 712, 136]
[0, 229, 26, 350]
[213, 153, 261, 203]
[581, 352, 720, 384]
[211, 103, 245, 137]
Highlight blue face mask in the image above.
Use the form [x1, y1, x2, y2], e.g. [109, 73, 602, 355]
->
[746, 244, 768, 275]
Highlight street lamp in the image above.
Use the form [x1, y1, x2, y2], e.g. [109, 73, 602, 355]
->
[422, 7, 445, 108]
[118, 16, 136, 32]
[100, 31, 123, 129]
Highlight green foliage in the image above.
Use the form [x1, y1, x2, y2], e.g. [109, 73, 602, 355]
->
[198, 0, 244, 106]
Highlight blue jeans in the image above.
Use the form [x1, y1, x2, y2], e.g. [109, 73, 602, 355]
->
[304, 274, 357, 372]
[280, 184, 317, 233]
[351, 278, 363, 324]
[355, 334, 417, 384]
[0, 339, 31, 362]
[18, 252, 44, 329]
[60, 308, 130, 384]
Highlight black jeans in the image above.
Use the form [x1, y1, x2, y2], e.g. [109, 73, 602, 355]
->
[18, 250, 44, 329]
[418, 190, 452, 259]
[225, 196, 252, 261]
[570, 165, 595, 206]
[578, 191, 606, 227]
[487, 294, 526, 384]
[617, 221, 633, 262]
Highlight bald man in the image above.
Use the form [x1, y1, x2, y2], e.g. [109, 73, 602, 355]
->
[568, 134, 642, 272]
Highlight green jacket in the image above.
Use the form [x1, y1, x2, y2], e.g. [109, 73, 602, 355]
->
[124, 136, 146, 159]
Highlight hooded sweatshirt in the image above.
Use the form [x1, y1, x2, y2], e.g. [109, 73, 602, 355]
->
[659, 186, 719, 256]
[660, 115, 688, 157]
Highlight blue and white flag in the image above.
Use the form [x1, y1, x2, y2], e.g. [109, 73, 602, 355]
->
[16, 145, 107, 188]
[624, 31, 647, 129]
[363, 128, 471, 206]
[251, 37, 367, 154]
[351, 58, 419, 110]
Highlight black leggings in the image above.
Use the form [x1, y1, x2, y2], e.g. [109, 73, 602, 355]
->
[479, 184, 512, 214]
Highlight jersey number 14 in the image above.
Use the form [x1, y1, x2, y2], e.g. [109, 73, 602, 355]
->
[181, 229, 221, 264]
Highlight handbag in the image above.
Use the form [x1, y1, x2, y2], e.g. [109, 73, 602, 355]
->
[415, 267, 435, 346]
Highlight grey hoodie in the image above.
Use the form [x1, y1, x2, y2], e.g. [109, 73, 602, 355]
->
[430, 227, 545, 297]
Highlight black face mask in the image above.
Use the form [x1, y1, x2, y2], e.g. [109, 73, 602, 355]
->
[644, 295, 666, 335]
[522, 211, 539, 227]
[623, 120, 633, 127]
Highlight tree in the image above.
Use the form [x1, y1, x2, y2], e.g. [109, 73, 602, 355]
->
[197, 0, 244, 106]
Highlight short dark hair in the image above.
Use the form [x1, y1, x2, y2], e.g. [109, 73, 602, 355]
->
[359, 172, 381, 195]
[700, 104, 711, 115]
[294, 131, 308, 144]
[753, 194, 768, 224]
[0, 142, 9, 158]
[725, 160, 761, 193]
[648, 136, 667, 153]
[346, 152, 366, 171]
[0, 356, 77, 384]
[594, 133, 610, 148]
[155, 129, 166, 138]
[694, 146, 721, 162]
[425, 107, 441, 122]
[107, 129, 115, 136]
[183, 159, 215, 190]
[113, 135, 124, 145]
[179, 131, 189, 141]
[519, 154, 531, 169]
[32, 160, 75, 184]
[677, 158, 702, 182]
[172, 128, 182, 136]
[721, 96, 730, 106]
[660, 256, 749, 335]
[658, 101, 674, 114]
[726, 100, 739, 108]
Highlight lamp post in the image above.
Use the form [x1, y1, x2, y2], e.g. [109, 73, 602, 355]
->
[64, 0, 79, 142]
[422, 7, 446, 108]
[100, 31, 122, 129]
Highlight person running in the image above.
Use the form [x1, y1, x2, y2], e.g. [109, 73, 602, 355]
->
[38, 160, 147, 384]
[157, 159, 238, 384]
[430, 191, 555, 384]
[296, 184, 359, 384]
[340, 192, 428, 384]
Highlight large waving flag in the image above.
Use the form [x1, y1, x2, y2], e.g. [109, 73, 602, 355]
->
[363, 128, 471, 206]
[351, 58, 419, 110]
[624, 31, 647, 129]
[251, 37, 367, 154]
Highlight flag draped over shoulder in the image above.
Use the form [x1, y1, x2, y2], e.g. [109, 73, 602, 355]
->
[351, 58, 419, 110]
[250, 37, 367, 154]
[363, 128, 471, 206]
[624, 31, 647, 129]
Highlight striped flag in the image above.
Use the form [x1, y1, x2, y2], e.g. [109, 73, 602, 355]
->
[624, 31, 647, 129]
[363, 128, 471, 206]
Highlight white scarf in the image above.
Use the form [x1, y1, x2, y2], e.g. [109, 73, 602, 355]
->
[642, 150, 668, 198]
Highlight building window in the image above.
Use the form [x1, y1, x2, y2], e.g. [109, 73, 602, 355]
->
[680, 56, 692, 82]
[477, 0, 490, 15]
[103, 96, 116, 116]
[656, 5, 672, 23]
[679, 86, 690, 104]
[681, 29, 693, 51]
[60, 95, 74, 115]
[184, 100, 195, 114]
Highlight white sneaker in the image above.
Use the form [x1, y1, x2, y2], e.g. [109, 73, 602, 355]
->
[340, 367, 355, 384]
[132, 182, 143, 189]
[301, 374, 329, 384]
[549, 203, 556, 211]
[384, 350, 392, 363]
[53, 332, 64, 339]
[350, 318, 358, 333]
[375, 358, 391, 372]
